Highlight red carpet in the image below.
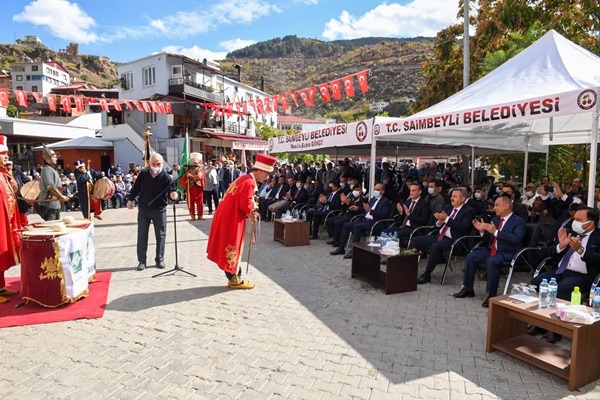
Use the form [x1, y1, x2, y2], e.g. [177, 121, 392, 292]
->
[0, 271, 112, 328]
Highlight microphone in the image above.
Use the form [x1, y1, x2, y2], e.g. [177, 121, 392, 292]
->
[183, 164, 202, 168]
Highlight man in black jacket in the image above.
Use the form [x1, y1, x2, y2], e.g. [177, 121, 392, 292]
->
[326, 184, 366, 247]
[384, 183, 431, 247]
[308, 180, 343, 239]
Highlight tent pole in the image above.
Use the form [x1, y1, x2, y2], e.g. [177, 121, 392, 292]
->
[470, 146, 475, 188]
[463, 0, 470, 89]
[587, 99, 599, 207]
[546, 117, 553, 175]
[523, 136, 530, 191]
[370, 136, 377, 196]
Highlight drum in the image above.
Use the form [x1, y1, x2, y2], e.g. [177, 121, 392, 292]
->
[20, 181, 40, 204]
[92, 178, 115, 201]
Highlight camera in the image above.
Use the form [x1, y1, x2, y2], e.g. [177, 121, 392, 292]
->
[545, 185, 554, 192]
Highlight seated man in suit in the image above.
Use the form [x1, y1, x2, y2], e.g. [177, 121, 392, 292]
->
[330, 183, 391, 259]
[383, 183, 431, 247]
[308, 180, 343, 239]
[529, 206, 600, 343]
[326, 184, 366, 247]
[411, 187, 477, 284]
[454, 196, 526, 307]
[284, 179, 310, 214]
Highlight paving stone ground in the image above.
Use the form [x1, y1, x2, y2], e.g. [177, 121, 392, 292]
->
[1, 204, 599, 399]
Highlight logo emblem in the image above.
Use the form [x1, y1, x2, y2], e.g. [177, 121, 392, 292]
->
[268, 138, 274, 152]
[374, 124, 380, 136]
[355, 121, 368, 143]
[577, 89, 597, 110]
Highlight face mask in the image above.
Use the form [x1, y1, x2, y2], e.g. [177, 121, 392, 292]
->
[296, 182, 302, 189]
[340, 183, 346, 187]
[349, 184, 354, 189]
[525, 191, 534, 198]
[352, 190, 361, 198]
[496, 187, 502, 194]
[382, 179, 389, 185]
[474, 192, 482, 200]
[151, 166, 162, 174]
[571, 220, 590, 235]
[373, 190, 381, 199]
[427, 187, 434, 195]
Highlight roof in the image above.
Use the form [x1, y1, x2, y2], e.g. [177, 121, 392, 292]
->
[278, 115, 323, 123]
[32, 136, 113, 150]
[43, 61, 68, 74]
[196, 130, 267, 143]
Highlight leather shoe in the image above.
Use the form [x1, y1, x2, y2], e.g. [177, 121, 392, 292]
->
[156, 262, 166, 269]
[137, 262, 146, 271]
[526, 324, 548, 336]
[453, 287, 475, 298]
[416, 273, 431, 284]
[330, 248, 345, 255]
[343, 250, 353, 259]
[482, 295, 496, 308]
[310, 235, 318, 240]
[326, 238, 336, 245]
[331, 242, 339, 247]
[541, 332, 562, 344]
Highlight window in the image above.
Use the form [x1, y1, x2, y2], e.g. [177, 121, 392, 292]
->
[13, 66, 25, 72]
[16, 75, 23, 81]
[31, 65, 38, 71]
[32, 86, 38, 92]
[26, 75, 31, 81]
[120, 72, 133, 90]
[144, 112, 157, 124]
[143, 66, 155, 87]
[16, 86, 23, 90]
[172, 66, 182, 78]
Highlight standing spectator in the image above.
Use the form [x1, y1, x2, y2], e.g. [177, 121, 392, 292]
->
[203, 163, 219, 215]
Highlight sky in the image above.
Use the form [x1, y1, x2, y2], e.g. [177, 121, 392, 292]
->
[1, 0, 463, 63]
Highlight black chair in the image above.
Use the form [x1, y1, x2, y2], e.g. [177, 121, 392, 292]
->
[440, 228, 483, 285]
[317, 209, 343, 238]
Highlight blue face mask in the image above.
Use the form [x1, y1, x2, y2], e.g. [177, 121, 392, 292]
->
[373, 190, 381, 199]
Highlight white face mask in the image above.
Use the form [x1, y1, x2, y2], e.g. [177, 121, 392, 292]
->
[373, 190, 381, 199]
[352, 190, 361, 198]
[496, 187, 502, 194]
[151, 166, 162, 174]
[296, 182, 302, 189]
[571, 220, 590, 235]
[340, 183, 346, 187]
[525, 191, 534, 198]
[349, 184, 354, 189]
[474, 192, 482, 200]
[427, 187, 435, 195]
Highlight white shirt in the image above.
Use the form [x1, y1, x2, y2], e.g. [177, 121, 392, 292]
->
[557, 233, 591, 274]
[365, 197, 381, 220]
[438, 204, 464, 239]
[405, 197, 420, 227]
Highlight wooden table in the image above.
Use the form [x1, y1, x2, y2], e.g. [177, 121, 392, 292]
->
[351, 242, 420, 295]
[273, 219, 310, 246]
[487, 295, 600, 391]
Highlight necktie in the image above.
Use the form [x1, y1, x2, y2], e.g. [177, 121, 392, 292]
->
[489, 218, 504, 256]
[401, 200, 416, 228]
[556, 235, 586, 274]
[408, 200, 416, 214]
[324, 193, 333, 211]
[438, 208, 458, 241]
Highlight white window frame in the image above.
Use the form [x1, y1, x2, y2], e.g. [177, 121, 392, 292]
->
[31, 65, 38, 71]
[121, 72, 133, 91]
[16, 75, 23, 81]
[143, 66, 156, 87]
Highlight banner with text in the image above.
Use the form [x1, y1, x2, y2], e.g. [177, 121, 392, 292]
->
[232, 141, 269, 151]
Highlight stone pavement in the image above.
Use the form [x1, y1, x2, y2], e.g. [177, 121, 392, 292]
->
[1, 204, 599, 400]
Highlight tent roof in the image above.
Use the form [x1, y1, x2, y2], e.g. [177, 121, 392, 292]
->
[33, 136, 113, 150]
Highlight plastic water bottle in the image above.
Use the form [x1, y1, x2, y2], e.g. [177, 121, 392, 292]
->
[538, 279, 549, 309]
[301, 210, 307, 222]
[285, 210, 291, 219]
[589, 282, 597, 307]
[593, 288, 600, 318]
[547, 278, 558, 308]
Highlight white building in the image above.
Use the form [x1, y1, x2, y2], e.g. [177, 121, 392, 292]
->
[10, 60, 70, 95]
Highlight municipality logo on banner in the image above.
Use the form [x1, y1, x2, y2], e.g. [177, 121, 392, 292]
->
[69, 250, 83, 274]
[54, 224, 95, 299]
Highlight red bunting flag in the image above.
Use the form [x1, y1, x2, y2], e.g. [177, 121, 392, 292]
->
[164, 102, 172, 114]
[242, 101, 248, 115]
[289, 92, 299, 107]
[123, 100, 134, 111]
[61, 96, 72, 112]
[343, 75, 355, 97]
[99, 98, 109, 112]
[156, 101, 166, 114]
[213, 104, 220, 117]
[46, 94, 57, 111]
[248, 99, 256, 114]
[150, 101, 159, 113]
[255, 99, 265, 114]
[14, 90, 28, 107]
[74, 96, 85, 112]
[318, 83, 331, 102]
[31, 92, 41, 103]
[264, 98, 272, 113]
[330, 79, 342, 100]
[308, 86, 317, 105]
[279, 94, 289, 110]
[271, 96, 279, 112]
[227, 103, 234, 117]
[111, 99, 122, 111]
[356, 70, 369, 93]
[0, 89, 9, 107]
[235, 102, 241, 116]
[298, 89, 311, 107]
[133, 101, 143, 111]
[141, 101, 151, 113]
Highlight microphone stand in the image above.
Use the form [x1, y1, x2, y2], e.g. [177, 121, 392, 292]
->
[151, 169, 196, 278]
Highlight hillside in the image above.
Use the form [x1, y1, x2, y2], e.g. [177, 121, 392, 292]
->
[0, 39, 118, 88]
[221, 35, 435, 120]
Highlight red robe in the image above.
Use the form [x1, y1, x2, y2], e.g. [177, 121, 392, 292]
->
[0, 169, 21, 273]
[207, 173, 256, 274]
[180, 168, 205, 219]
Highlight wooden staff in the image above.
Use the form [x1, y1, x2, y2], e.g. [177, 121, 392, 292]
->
[246, 211, 259, 274]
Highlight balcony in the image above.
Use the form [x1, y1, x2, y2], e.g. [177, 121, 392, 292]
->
[169, 78, 225, 103]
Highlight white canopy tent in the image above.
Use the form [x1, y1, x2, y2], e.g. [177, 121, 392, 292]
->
[374, 30, 600, 205]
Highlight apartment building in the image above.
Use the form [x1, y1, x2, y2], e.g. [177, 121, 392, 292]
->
[9, 60, 70, 95]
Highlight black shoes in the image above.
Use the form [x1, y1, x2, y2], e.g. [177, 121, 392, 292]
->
[482, 294, 496, 308]
[310, 235, 318, 240]
[326, 238, 336, 245]
[541, 332, 562, 344]
[137, 262, 146, 271]
[330, 248, 345, 255]
[453, 287, 475, 298]
[343, 250, 353, 259]
[331, 242, 339, 247]
[157, 262, 166, 269]
[416, 273, 431, 284]
[527, 324, 548, 336]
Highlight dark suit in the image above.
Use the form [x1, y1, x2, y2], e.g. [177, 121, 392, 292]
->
[335, 196, 392, 249]
[326, 194, 366, 242]
[531, 228, 600, 300]
[309, 190, 343, 236]
[222, 167, 240, 191]
[286, 187, 310, 211]
[463, 214, 526, 295]
[386, 197, 431, 246]
[411, 203, 477, 276]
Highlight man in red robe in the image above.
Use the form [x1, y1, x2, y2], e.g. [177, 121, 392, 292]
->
[207, 153, 277, 289]
[0, 135, 22, 303]
[180, 152, 205, 220]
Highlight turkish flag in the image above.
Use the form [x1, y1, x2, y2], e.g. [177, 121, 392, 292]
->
[298, 89, 311, 107]
[213, 104, 220, 117]
[156, 101, 166, 114]
[164, 102, 172, 114]
[111, 99, 122, 111]
[356, 70, 369, 93]
[123, 100, 134, 111]
[271, 96, 278, 112]
[235, 102, 241, 116]
[248, 100, 256, 114]
[141, 101, 151, 113]
[133, 101, 143, 111]
[74, 96, 85, 112]
[61, 96, 72, 112]
[289, 92, 299, 107]
[31, 92, 41, 103]
[227, 103, 233, 117]
[318, 83, 331, 102]
[0, 89, 9, 107]
[255, 99, 265, 114]
[99, 98, 109, 112]
[150, 101, 159, 113]
[242, 101, 248, 115]
[330, 79, 342, 100]
[343, 76, 355, 97]
[47, 94, 57, 111]
[14, 90, 28, 107]
[308, 86, 317, 105]
[264, 98, 272, 113]
[280, 94, 289, 110]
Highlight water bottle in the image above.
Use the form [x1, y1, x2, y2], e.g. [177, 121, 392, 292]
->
[571, 286, 581, 305]
[548, 278, 558, 308]
[538, 279, 549, 309]
[593, 288, 600, 318]
[301, 210, 307, 222]
[589, 282, 597, 307]
[285, 210, 291, 219]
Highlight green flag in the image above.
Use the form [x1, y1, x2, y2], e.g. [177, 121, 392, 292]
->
[177, 131, 189, 191]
